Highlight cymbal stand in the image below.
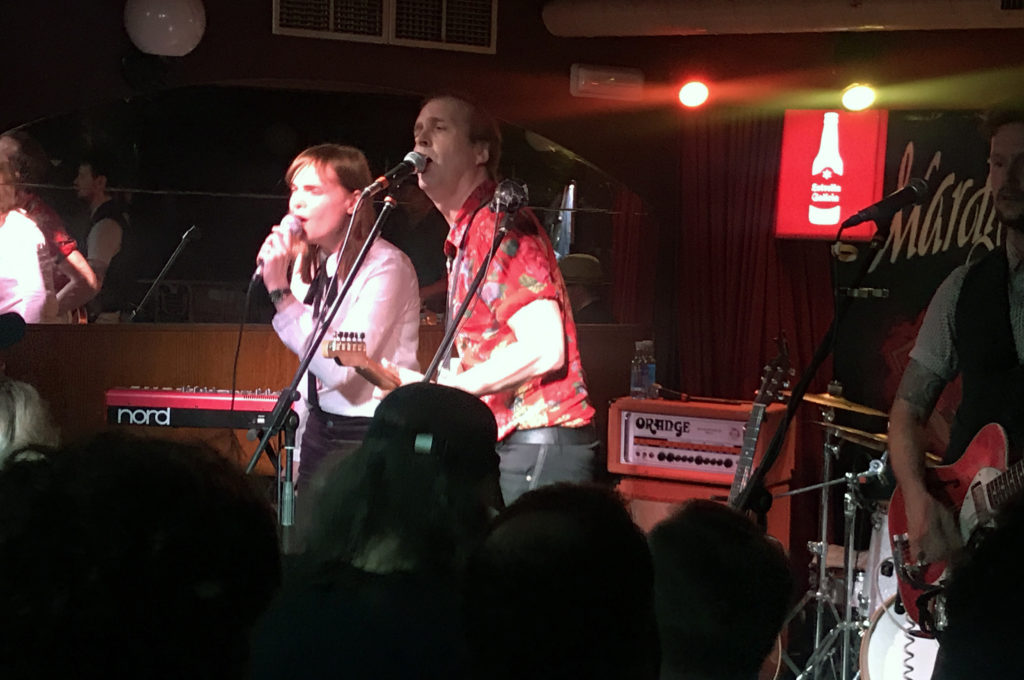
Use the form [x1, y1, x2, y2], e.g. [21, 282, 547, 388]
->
[791, 456, 883, 680]
[778, 403, 884, 680]
[777, 415, 842, 678]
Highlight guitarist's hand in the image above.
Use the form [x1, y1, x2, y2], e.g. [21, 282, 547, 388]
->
[372, 358, 426, 399]
[905, 490, 961, 564]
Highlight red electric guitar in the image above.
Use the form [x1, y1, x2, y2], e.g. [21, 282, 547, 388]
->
[888, 422, 1018, 623]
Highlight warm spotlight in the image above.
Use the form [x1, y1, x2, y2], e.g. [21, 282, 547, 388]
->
[841, 83, 876, 111]
[678, 81, 710, 108]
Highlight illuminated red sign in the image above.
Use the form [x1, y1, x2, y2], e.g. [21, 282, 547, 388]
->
[775, 110, 888, 240]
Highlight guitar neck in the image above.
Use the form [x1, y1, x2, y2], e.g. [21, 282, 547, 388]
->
[728, 402, 767, 504]
[987, 457, 1024, 510]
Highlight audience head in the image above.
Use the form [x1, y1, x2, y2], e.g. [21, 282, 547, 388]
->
[464, 483, 660, 680]
[0, 432, 281, 680]
[0, 377, 58, 467]
[940, 492, 1024, 679]
[648, 500, 793, 680]
[304, 382, 500, 576]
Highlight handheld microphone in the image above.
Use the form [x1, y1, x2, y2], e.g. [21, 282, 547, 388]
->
[253, 214, 304, 283]
[361, 151, 428, 197]
[841, 178, 929, 229]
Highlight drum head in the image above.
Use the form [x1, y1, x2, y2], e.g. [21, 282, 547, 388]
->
[859, 595, 939, 680]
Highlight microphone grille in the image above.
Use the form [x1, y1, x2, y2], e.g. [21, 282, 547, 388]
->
[404, 151, 428, 173]
[281, 214, 304, 235]
[908, 178, 930, 204]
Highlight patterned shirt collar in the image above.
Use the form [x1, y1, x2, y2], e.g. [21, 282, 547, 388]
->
[444, 180, 496, 255]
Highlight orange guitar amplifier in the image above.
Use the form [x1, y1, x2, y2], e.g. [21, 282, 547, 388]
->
[609, 397, 797, 550]
[607, 397, 795, 486]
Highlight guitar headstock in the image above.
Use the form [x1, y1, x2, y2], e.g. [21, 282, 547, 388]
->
[756, 333, 794, 406]
[322, 331, 369, 367]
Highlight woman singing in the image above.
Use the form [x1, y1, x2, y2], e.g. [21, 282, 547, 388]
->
[258, 144, 420, 485]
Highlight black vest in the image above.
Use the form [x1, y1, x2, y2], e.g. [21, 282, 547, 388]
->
[87, 199, 130, 316]
[949, 247, 1024, 462]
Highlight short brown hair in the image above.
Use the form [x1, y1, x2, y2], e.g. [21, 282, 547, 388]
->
[982, 104, 1024, 140]
[422, 92, 502, 179]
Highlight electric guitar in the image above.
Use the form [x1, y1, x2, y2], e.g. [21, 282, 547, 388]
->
[321, 331, 401, 392]
[888, 422, 1017, 623]
[727, 335, 792, 506]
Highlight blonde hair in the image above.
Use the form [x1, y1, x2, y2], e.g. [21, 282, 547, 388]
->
[0, 378, 59, 467]
[285, 144, 375, 285]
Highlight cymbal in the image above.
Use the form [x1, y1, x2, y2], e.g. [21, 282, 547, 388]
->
[802, 392, 887, 418]
[812, 421, 888, 451]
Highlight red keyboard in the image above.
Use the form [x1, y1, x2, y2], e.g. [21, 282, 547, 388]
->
[106, 387, 287, 429]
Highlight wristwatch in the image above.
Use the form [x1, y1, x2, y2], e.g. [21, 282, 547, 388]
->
[268, 288, 292, 305]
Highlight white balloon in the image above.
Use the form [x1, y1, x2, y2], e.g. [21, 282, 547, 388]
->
[124, 0, 206, 57]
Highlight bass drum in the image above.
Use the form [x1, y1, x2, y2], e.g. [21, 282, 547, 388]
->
[859, 595, 939, 680]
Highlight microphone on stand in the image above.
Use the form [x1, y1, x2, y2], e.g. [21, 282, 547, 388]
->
[361, 151, 428, 198]
[252, 214, 304, 284]
[841, 178, 929, 229]
[128, 224, 203, 322]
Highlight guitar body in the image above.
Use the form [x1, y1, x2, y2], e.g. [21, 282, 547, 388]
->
[888, 422, 1009, 623]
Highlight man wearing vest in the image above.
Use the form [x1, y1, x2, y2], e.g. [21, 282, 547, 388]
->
[74, 153, 129, 321]
[890, 106, 1024, 566]
[386, 93, 599, 505]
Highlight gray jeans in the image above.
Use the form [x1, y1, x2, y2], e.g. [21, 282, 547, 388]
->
[496, 426, 600, 505]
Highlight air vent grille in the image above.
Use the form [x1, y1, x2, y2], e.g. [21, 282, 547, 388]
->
[278, 0, 331, 31]
[446, 0, 493, 47]
[334, 0, 385, 35]
[274, 0, 496, 53]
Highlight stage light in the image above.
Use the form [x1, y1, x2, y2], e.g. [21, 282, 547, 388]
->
[841, 83, 876, 111]
[678, 81, 710, 108]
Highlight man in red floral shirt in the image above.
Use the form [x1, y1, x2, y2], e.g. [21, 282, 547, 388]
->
[389, 93, 598, 503]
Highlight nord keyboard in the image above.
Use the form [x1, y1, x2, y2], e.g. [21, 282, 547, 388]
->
[106, 387, 285, 429]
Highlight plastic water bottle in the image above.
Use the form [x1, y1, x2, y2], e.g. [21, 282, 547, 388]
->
[643, 340, 657, 398]
[630, 340, 657, 399]
[630, 341, 647, 399]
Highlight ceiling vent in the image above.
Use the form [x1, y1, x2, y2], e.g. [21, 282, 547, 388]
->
[275, 0, 497, 53]
[543, 0, 1024, 37]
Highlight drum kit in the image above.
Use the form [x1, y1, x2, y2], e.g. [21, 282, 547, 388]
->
[779, 382, 939, 680]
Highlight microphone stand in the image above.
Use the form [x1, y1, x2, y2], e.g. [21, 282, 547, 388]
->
[244, 194, 400, 480]
[423, 180, 529, 382]
[129, 224, 201, 321]
[734, 214, 892, 516]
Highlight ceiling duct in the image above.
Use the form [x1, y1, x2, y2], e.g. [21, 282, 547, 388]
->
[542, 0, 1024, 37]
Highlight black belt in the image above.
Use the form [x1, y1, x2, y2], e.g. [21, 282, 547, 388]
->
[504, 424, 596, 446]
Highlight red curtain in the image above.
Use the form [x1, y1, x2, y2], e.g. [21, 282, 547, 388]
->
[676, 110, 836, 400]
[610, 189, 657, 327]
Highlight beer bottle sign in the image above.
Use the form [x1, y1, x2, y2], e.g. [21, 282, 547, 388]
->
[809, 112, 844, 226]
